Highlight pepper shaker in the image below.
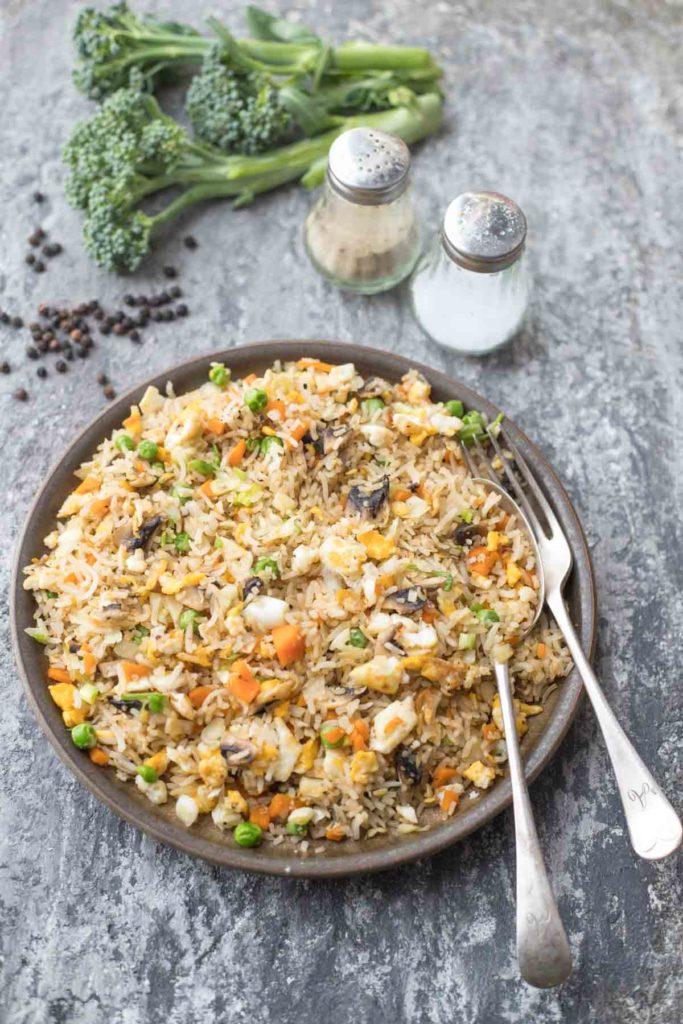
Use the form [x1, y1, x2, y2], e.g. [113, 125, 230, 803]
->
[410, 191, 530, 354]
[304, 127, 421, 294]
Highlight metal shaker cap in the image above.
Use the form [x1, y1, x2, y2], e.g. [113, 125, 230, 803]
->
[442, 191, 527, 273]
[327, 127, 411, 206]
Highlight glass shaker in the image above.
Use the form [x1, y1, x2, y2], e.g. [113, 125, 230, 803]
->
[304, 127, 421, 295]
[410, 191, 530, 354]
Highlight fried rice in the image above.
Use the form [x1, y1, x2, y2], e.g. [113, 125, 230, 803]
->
[23, 358, 572, 851]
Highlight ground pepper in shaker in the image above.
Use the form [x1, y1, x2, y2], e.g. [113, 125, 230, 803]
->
[304, 127, 421, 294]
[410, 191, 530, 354]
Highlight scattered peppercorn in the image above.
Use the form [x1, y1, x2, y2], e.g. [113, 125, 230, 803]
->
[26, 346, 38, 359]
[96, 372, 108, 385]
[176, 304, 188, 316]
[56, 360, 67, 373]
[0, 361, 10, 374]
[183, 235, 198, 249]
[25, 253, 35, 266]
[129, 329, 140, 342]
[12, 316, 23, 328]
[14, 388, 28, 401]
[163, 266, 177, 278]
[43, 243, 62, 258]
[33, 260, 46, 273]
[37, 366, 48, 379]
[169, 285, 181, 299]
[33, 191, 45, 203]
[103, 385, 115, 399]
[0, 312, 9, 324]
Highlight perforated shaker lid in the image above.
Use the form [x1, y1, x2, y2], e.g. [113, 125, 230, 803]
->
[327, 127, 411, 205]
[442, 191, 527, 273]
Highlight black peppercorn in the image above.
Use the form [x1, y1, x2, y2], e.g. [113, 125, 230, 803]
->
[129, 329, 140, 342]
[33, 191, 45, 203]
[12, 316, 24, 328]
[25, 253, 36, 266]
[163, 265, 177, 278]
[97, 372, 108, 384]
[65, 349, 75, 361]
[34, 260, 46, 273]
[0, 361, 10, 374]
[56, 360, 67, 373]
[103, 385, 115, 399]
[176, 304, 188, 317]
[26, 346, 39, 359]
[14, 387, 28, 401]
[37, 366, 48, 379]
[184, 235, 198, 249]
[100, 324, 112, 336]
[169, 285, 181, 299]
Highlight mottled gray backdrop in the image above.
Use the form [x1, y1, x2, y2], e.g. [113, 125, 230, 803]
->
[1, 1, 681, 1022]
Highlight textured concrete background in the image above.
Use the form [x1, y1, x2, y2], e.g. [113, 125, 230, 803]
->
[1, 1, 681, 1022]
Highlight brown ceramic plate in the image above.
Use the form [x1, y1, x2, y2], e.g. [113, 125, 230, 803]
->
[11, 341, 596, 877]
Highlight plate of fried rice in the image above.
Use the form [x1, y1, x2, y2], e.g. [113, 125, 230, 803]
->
[12, 341, 595, 876]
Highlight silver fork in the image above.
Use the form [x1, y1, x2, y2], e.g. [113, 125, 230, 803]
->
[473, 429, 682, 862]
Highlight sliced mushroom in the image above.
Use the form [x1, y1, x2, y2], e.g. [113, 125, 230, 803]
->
[453, 522, 485, 546]
[242, 577, 263, 601]
[125, 515, 163, 552]
[220, 737, 258, 767]
[357, 376, 391, 399]
[347, 477, 389, 518]
[395, 746, 422, 786]
[321, 426, 353, 455]
[110, 697, 142, 711]
[383, 587, 427, 614]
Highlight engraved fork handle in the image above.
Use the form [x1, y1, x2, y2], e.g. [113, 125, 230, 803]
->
[547, 591, 682, 860]
[494, 661, 572, 988]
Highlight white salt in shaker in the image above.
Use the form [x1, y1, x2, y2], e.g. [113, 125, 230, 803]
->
[410, 191, 529, 354]
[304, 127, 421, 294]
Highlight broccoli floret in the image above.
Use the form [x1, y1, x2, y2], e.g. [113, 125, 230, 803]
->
[72, 2, 206, 100]
[186, 47, 293, 154]
[64, 85, 443, 273]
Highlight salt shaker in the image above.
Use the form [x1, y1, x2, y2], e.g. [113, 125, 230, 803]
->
[410, 191, 530, 354]
[304, 127, 421, 294]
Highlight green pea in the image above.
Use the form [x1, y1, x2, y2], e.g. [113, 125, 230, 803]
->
[260, 435, 284, 455]
[320, 721, 346, 749]
[286, 821, 308, 836]
[234, 821, 263, 847]
[71, 722, 97, 749]
[45, 590, 58, 599]
[137, 439, 159, 462]
[188, 459, 217, 477]
[361, 398, 385, 415]
[348, 628, 369, 649]
[244, 388, 268, 413]
[179, 608, 202, 632]
[214, 538, 224, 549]
[209, 363, 230, 387]
[136, 764, 158, 784]
[470, 603, 500, 625]
[445, 400, 464, 417]
[174, 532, 191, 553]
[253, 557, 280, 577]
[132, 625, 150, 644]
[115, 433, 135, 452]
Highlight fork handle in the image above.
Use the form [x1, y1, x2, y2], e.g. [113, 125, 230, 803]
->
[494, 661, 572, 988]
[547, 592, 682, 860]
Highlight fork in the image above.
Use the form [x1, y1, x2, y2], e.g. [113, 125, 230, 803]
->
[471, 428, 682, 862]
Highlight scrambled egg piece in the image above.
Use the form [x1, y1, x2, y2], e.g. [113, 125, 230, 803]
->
[348, 655, 407, 695]
[370, 696, 417, 754]
[320, 535, 367, 577]
[463, 761, 496, 789]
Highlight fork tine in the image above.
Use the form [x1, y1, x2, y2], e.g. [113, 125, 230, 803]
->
[471, 437, 498, 484]
[486, 429, 549, 538]
[459, 441, 478, 478]
[495, 430, 564, 536]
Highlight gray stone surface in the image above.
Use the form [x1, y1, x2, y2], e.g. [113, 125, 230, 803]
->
[1, 1, 681, 1021]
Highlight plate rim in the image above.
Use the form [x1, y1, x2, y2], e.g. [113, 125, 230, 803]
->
[11, 339, 596, 878]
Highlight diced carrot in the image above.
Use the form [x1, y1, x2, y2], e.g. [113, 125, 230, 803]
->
[291, 419, 310, 442]
[482, 723, 501, 741]
[64, 572, 79, 584]
[350, 719, 370, 752]
[466, 546, 498, 577]
[121, 660, 150, 682]
[536, 643, 547, 658]
[422, 606, 439, 624]
[432, 765, 458, 788]
[272, 624, 305, 667]
[415, 481, 427, 498]
[206, 417, 225, 435]
[249, 805, 271, 830]
[188, 685, 213, 709]
[266, 398, 286, 418]
[325, 824, 345, 842]
[268, 794, 293, 821]
[200, 480, 215, 499]
[440, 789, 459, 812]
[89, 747, 109, 766]
[243, 373, 257, 385]
[297, 358, 333, 372]
[228, 674, 260, 704]
[228, 439, 246, 467]
[231, 659, 254, 682]
[82, 650, 97, 676]
[384, 716, 404, 736]
[75, 476, 100, 495]
[323, 726, 345, 746]
[393, 488, 412, 501]
[47, 667, 71, 684]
